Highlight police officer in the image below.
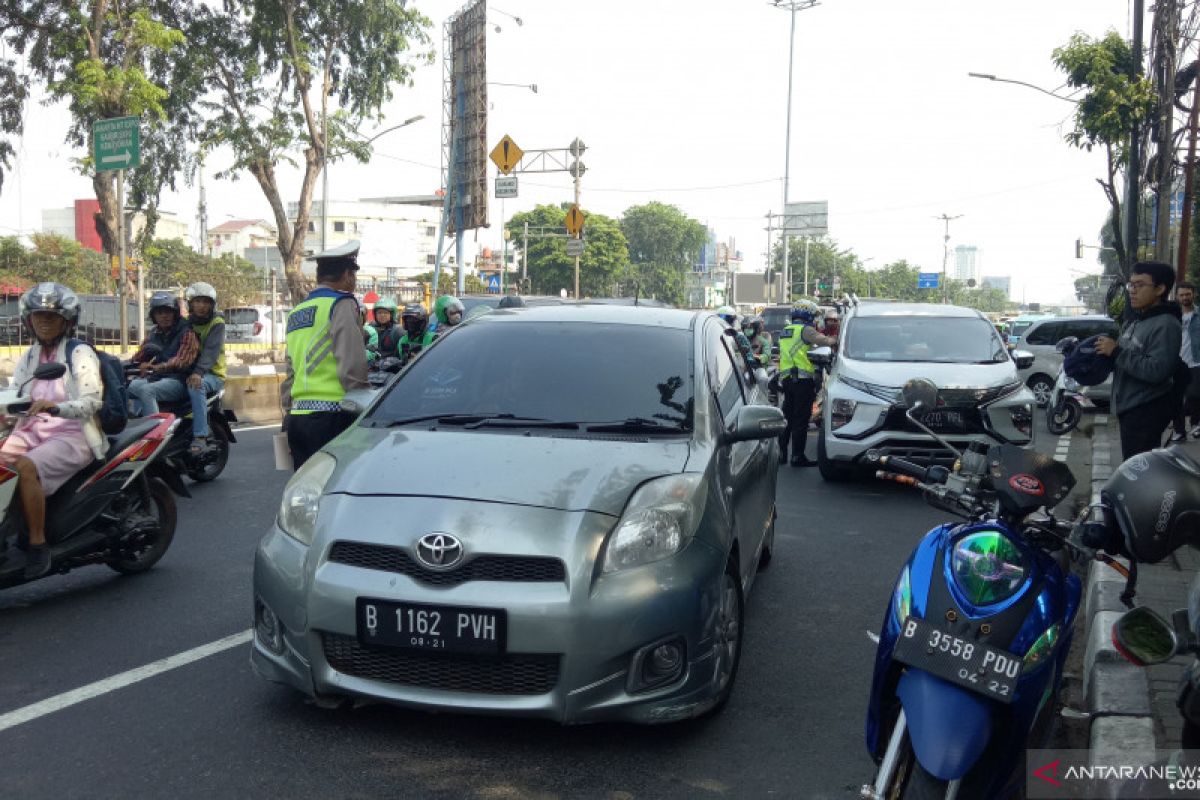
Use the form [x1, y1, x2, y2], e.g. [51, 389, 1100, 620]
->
[280, 240, 369, 469]
[778, 300, 837, 467]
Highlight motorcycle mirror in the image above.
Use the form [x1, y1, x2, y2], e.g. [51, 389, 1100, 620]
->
[32, 362, 67, 382]
[900, 378, 938, 411]
[1112, 606, 1179, 666]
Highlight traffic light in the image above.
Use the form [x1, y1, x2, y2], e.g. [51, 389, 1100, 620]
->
[1075, 238, 1082, 259]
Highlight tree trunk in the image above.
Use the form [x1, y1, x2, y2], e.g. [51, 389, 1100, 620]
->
[248, 157, 316, 305]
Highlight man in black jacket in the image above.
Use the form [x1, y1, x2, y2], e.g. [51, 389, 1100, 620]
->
[1096, 261, 1184, 459]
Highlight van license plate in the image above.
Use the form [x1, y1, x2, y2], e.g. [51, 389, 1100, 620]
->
[892, 616, 1021, 703]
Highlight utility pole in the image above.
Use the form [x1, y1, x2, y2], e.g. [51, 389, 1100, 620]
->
[803, 236, 811, 297]
[1179, 56, 1200, 284]
[570, 138, 586, 300]
[117, 170, 128, 354]
[522, 221, 529, 292]
[764, 211, 774, 304]
[935, 213, 963, 304]
[1152, 0, 1179, 263]
[1124, 0, 1146, 275]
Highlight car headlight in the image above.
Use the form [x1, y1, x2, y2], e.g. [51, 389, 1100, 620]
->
[950, 530, 1028, 606]
[891, 565, 913, 627]
[601, 474, 706, 574]
[1023, 623, 1061, 670]
[277, 452, 337, 546]
[830, 398, 857, 430]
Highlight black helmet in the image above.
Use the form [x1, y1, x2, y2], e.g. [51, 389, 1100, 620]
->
[20, 282, 81, 324]
[497, 294, 525, 309]
[1101, 444, 1200, 563]
[400, 304, 429, 336]
[148, 291, 181, 323]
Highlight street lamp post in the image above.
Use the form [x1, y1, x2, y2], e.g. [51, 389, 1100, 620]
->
[772, 0, 819, 305]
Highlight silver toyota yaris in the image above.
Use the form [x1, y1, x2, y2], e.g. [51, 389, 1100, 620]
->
[252, 305, 783, 724]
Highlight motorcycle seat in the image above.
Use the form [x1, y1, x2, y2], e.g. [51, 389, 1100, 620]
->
[105, 417, 164, 460]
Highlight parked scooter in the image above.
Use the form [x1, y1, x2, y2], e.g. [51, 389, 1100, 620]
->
[861, 378, 1128, 799]
[1045, 337, 1096, 436]
[0, 362, 186, 589]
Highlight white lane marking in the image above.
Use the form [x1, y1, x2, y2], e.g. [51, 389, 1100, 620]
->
[1095, 415, 1109, 425]
[233, 423, 279, 433]
[0, 629, 252, 734]
[1054, 454, 1068, 462]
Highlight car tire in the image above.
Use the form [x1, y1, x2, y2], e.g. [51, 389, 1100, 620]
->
[818, 427, 852, 482]
[702, 558, 744, 718]
[1027, 374, 1055, 408]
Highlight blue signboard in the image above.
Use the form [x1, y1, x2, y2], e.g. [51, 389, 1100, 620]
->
[917, 272, 940, 289]
[486, 274, 501, 293]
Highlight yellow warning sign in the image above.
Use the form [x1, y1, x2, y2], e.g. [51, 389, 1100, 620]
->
[489, 134, 524, 175]
[565, 204, 585, 237]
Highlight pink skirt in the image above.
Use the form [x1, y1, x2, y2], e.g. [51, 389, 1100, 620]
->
[0, 427, 95, 495]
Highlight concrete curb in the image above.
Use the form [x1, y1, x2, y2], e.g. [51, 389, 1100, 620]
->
[1079, 415, 1159, 754]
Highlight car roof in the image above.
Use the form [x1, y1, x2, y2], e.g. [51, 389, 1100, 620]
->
[849, 302, 983, 319]
[465, 303, 699, 329]
[1026, 314, 1113, 325]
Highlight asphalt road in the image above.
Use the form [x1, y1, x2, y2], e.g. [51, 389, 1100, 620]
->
[0, 418, 1093, 800]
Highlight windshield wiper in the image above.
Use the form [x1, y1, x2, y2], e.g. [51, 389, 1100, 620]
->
[583, 417, 689, 434]
[375, 413, 578, 429]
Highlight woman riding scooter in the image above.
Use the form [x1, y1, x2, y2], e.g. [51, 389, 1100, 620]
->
[4, 283, 106, 578]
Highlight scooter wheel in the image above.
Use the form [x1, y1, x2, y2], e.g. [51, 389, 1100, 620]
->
[107, 478, 177, 575]
[1046, 399, 1082, 436]
[899, 762, 948, 799]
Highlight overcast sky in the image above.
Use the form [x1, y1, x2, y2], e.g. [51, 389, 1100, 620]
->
[0, 0, 1137, 304]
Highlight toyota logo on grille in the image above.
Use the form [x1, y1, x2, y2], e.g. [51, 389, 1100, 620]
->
[415, 533, 464, 571]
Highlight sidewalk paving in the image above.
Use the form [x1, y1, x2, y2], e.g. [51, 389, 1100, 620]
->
[1079, 414, 1200, 756]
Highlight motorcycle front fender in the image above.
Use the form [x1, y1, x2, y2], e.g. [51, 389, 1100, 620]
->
[898, 668, 993, 781]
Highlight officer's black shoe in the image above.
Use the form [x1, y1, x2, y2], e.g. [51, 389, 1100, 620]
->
[790, 457, 817, 468]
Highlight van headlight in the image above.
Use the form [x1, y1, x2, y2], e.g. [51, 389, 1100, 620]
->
[277, 452, 337, 546]
[601, 474, 706, 573]
[831, 398, 857, 430]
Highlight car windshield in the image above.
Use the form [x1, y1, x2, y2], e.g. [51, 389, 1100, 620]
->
[761, 307, 790, 332]
[368, 321, 694, 430]
[844, 316, 1009, 363]
[1009, 320, 1038, 339]
[226, 308, 259, 325]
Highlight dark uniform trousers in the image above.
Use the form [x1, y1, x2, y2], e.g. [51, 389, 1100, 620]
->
[287, 412, 356, 469]
[779, 376, 816, 462]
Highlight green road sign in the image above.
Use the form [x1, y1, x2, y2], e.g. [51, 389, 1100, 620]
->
[93, 116, 141, 172]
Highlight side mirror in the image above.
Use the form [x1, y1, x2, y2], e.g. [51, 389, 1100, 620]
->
[32, 362, 67, 382]
[1112, 606, 1179, 666]
[1012, 350, 1035, 370]
[900, 378, 938, 411]
[723, 404, 786, 445]
[339, 388, 379, 416]
[808, 346, 833, 368]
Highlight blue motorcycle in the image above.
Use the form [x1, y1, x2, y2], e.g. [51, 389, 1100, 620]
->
[860, 379, 1128, 799]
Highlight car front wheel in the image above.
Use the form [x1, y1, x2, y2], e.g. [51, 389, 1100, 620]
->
[1027, 374, 1055, 407]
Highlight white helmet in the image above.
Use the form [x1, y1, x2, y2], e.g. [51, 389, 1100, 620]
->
[185, 281, 218, 306]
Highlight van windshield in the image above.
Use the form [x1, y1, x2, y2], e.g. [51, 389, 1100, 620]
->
[845, 317, 1009, 363]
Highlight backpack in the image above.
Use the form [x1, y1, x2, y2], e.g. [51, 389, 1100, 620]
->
[64, 339, 129, 435]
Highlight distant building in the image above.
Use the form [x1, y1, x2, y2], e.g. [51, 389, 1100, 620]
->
[687, 230, 742, 307]
[954, 245, 980, 285]
[981, 275, 1011, 297]
[207, 219, 276, 259]
[41, 199, 188, 252]
[287, 198, 442, 283]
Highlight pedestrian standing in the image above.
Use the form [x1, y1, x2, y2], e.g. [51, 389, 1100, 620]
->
[777, 300, 837, 467]
[1170, 282, 1200, 442]
[280, 240, 370, 469]
[1095, 261, 1184, 460]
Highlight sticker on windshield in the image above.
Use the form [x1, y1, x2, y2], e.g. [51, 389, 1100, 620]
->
[421, 367, 463, 399]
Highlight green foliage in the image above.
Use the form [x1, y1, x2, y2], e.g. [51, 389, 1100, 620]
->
[506, 205, 630, 297]
[620, 202, 706, 305]
[412, 271, 486, 296]
[1053, 32, 1156, 154]
[0, 234, 110, 293]
[143, 238, 263, 305]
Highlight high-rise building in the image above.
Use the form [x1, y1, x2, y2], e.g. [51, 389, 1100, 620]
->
[981, 275, 1011, 297]
[954, 245, 980, 284]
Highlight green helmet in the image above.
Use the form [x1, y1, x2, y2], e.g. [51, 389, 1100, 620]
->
[434, 294, 465, 325]
[373, 297, 399, 319]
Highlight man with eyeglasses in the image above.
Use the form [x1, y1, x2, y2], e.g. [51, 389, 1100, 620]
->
[1095, 261, 1184, 459]
[280, 240, 370, 469]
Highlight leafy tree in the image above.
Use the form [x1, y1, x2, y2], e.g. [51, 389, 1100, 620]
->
[186, 0, 433, 305]
[1053, 31, 1157, 276]
[412, 270, 485, 296]
[1, 2, 202, 262]
[620, 202, 706, 306]
[0, 233, 110, 293]
[506, 204, 629, 297]
[141, 237, 262, 305]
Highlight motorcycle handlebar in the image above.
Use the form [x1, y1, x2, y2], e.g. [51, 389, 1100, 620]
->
[879, 455, 932, 482]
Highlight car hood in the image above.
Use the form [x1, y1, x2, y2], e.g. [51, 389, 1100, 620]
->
[838, 357, 1017, 389]
[326, 427, 692, 517]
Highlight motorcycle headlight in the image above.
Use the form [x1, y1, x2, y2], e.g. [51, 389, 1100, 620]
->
[830, 398, 857, 430]
[277, 452, 337, 546]
[1023, 623, 1061, 670]
[951, 530, 1028, 606]
[891, 565, 913, 627]
[601, 474, 706, 574]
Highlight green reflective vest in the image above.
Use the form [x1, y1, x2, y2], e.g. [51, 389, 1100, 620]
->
[286, 293, 347, 414]
[778, 323, 814, 376]
[189, 315, 227, 380]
